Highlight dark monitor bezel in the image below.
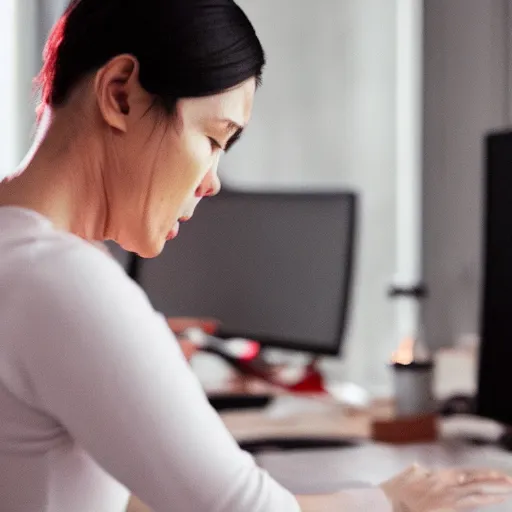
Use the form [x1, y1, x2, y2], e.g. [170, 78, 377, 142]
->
[477, 130, 512, 425]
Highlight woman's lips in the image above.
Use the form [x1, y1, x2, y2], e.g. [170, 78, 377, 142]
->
[166, 222, 180, 241]
[166, 217, 191, 241]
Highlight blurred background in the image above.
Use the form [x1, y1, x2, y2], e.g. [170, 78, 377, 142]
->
[1, 0, 510, 399]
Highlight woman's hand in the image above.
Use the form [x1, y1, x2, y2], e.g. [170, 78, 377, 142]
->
[166, 317, 219, 361]
[379, 463, 512, 511]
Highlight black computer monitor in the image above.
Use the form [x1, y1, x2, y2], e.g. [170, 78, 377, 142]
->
[131, 189, 357, 356]
[477, 131, 512, 426]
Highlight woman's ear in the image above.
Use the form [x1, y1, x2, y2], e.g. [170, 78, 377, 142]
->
[94, 54, 148, 132]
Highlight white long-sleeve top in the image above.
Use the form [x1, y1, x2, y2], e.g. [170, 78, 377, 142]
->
[0, 206, 391, 512]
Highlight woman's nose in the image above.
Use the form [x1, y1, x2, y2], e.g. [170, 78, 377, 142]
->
[195, 170, 221, 198]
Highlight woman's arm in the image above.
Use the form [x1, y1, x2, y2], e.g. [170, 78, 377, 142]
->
[19, 246, 299, 512]
[127, 489, 392, 512]
[126, 317, 213, 512]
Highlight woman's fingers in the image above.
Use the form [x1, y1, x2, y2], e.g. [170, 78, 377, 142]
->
[458, 468, 512, 484]
[452, 480, 512, 497]
[433, 468, 512, 489]
[382, 465, 512, 512]
[454, 493, 508, 510]
[440, 470, 512, 510]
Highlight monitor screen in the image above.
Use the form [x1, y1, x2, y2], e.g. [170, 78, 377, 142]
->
[137, 190, 356, 355]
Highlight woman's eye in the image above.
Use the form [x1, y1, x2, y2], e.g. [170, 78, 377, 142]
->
[208, 137, 223, 152]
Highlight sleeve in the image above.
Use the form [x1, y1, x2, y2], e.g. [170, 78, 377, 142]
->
[19, 246, 300, 512]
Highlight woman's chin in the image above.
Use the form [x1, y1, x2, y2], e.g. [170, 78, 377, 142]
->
[140, 240, 167, 258]
[118, 234, 166, 259]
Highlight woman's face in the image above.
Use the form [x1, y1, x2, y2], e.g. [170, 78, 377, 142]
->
[102, 72, 256, 258]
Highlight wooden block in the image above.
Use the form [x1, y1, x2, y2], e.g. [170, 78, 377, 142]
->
[371, 413, 439, 444]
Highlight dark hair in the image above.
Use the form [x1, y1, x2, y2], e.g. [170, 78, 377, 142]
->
[35, 0, 265, 119]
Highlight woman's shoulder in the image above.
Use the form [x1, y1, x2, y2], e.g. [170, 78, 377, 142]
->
[0, 207, 126, 288]
[3, 225, 145, 315]
[22, 233, 126, 285]
[5, 228, 161, 354]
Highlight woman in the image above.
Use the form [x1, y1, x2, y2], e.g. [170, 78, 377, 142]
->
[0, 1, 510, 511]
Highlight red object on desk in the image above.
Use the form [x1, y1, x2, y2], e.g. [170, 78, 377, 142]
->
[199, 335, 329, 395]
[236, 341, 261, 361]
[288, 363, 327, 394]
[231, 341, 328, 394]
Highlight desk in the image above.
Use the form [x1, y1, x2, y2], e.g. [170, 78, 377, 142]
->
[222, 400, 512, 511]
[219, 345, 511, 511]
[220, 397, 393, 441]
[129, 346, 511, 511]
[256, 442, 512, 505]
[128, 401, 512, 511]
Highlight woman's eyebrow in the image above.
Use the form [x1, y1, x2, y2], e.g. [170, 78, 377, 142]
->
[214, 118, 245, 152]
[217, 118, 244, 133]
[224, 128, 244, 152]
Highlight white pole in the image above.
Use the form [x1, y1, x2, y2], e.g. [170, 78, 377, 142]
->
[0, 0, 20, 180]
[394, 0, 424, 342]
[0, 0, 40, 181]
[15, 0, 40, 163]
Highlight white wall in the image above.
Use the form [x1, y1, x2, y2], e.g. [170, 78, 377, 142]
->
[224, 0, 398, 394]
[422, 0, 511, 349]
[16, 1, 40, 159]
[0, 0, 40, 180]
[39, 0, 68, 42]
[0, 0, 18, 179]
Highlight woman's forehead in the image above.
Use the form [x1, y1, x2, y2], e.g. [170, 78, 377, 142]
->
[180, 79, 256, 126]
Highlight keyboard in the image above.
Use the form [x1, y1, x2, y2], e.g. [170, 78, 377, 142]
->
[238, 436, 359, 454]
[207, 393, 273, 412]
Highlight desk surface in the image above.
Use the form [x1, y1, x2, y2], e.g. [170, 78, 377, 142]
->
[255, 441, 512, 512]
[223, 399, 512, 512]
[221, 396, 392, 441]
[129, 346, 506, 511]
[129, 401, 512, 512]
[213, 346, 512, 512]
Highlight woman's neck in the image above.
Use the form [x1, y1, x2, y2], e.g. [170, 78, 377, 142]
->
[0, 109, 109, 241]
